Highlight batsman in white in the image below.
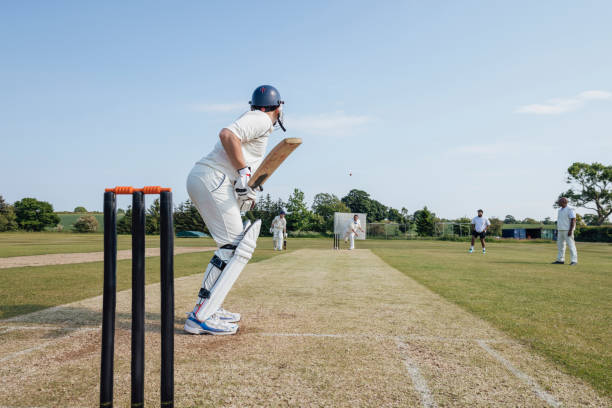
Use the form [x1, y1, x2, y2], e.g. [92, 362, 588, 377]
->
[270, 210, 287, 251]
[184, 85, 286, 335]
[344, 214, 364, 250]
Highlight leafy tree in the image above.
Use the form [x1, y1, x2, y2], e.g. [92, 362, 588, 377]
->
[286, 188, 313, 231]
[558, 162, 612, 225]
[504, 215, 516, 224]
[542, 217, 554, 225]
[13, 198, 60, 231]
[400, 207, 411, 224]
[0, 195, 18, 232]
[246, 194, 286, 236]
[575, 213, 587, 228]
[117, 207, 132, 234]
[488, 217, 503, 236]
[413, 206, 436, 236]
[116, 199, 169, 235]
[145, 198, 161, 235]
[312, 193, 349, 232]
[582, 214, 606, 226]
[312, 193, 349, 219]
[117, 208, 126, 215]
[522, 217, 538, 224]
[387, 208, 402, 223]
[73, 215, 99, 232]
[174, 200, 208, 234]
[340, 189, 389, 221]
[74, 206, 87, 213]
[369, 199, 388, 221]
[341, 189, 371, 215]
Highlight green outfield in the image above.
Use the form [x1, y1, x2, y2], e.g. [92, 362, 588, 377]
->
[0, 234, 610, 398]
[0, 231, 218, 257]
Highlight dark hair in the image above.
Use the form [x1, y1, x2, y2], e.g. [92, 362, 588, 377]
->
[251, 105, 279, 112]
[478, 209, 483, 213]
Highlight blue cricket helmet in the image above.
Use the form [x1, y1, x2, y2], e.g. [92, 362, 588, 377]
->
[249, 85, 286, 132]
[250, 85, 283, 108]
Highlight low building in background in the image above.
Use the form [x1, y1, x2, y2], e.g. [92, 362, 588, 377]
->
[502, 224, 557, 240]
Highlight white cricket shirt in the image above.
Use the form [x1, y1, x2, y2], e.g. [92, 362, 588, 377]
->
[347, 219, 362, 233]
[197, 110, 274, 179]
[557, 207, 576, 230]
[471, 216, 490, 232]
[271, 215, 286, 230]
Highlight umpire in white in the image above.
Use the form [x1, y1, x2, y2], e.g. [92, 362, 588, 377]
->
[553, 197, 578, 265]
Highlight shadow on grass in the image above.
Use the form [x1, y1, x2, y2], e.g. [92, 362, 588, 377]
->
[1, 305, 173, 334]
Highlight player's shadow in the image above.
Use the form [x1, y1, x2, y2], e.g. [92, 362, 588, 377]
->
[490, 260, 545, 265]
[1, 305, 176, 334]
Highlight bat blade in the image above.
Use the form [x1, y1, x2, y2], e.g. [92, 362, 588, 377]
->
[249, 138, 302, 189]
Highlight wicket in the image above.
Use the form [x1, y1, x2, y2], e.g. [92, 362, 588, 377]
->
[101, 186, 174, 408]
[333, 233, 340, 250]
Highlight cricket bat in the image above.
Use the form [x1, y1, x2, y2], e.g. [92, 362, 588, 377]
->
[249, 138, 302, 190]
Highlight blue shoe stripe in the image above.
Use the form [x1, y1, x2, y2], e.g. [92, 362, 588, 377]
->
[188, 316, 229, 333]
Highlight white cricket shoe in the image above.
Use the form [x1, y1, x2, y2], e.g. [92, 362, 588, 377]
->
[469, 248, 474, 253]
[184, 312, 238, 335]
[216, 307, 241, 323]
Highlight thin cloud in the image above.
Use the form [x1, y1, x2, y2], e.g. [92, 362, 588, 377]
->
[190, 102, 247, 113]
[516, 90, 611, 115]
[286, 111, 373, 136]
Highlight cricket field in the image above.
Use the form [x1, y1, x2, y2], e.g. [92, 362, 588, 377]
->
[0, 234, 610, 407]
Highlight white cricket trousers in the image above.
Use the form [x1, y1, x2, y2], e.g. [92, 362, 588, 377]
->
[186, 164, 243, 248]
[556, 230, 577, 263]
[273, 228, 284, 250]
[349, 232, 355, 249]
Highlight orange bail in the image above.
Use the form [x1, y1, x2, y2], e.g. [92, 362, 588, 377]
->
[105, 186, 172, 194]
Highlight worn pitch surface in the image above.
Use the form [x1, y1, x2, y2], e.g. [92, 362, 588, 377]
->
[0, 249, 608, 407]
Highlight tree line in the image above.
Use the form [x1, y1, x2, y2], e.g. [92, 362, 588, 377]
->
[1, 162, 610, 234]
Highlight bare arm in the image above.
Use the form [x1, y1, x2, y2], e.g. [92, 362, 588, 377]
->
[219, 128, 246, 170]
[569, 218, 576, 236]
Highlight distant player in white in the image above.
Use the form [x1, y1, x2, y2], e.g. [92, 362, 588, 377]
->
[345, 214, 364, 250]
[552, 197, 578, 265]
[270, 210, 287, 251]
[470, 209, 490, 254]
[184, 85, 286, 335]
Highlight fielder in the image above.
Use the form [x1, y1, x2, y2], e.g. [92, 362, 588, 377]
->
[184, 85, 286, 335]
[270, 210, 287, 251]
[344, 214, 364, 250]
[469, 209, 490, 254]
[552, 197, 578, 265]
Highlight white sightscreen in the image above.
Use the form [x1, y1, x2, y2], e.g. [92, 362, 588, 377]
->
[333, 212, 367, 240]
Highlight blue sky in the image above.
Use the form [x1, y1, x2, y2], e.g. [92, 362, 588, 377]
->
[1, 1, 611, 220]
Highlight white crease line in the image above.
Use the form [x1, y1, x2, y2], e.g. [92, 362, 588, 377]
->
[477, 340, 561, 407]
[0, 327, 97, 364]
[0, 325, 97, 332]
[0, 406, 89, 408]
[259, 332, 396, 340]
[396, 339, 437, 408]
[258, 332, 514, 344]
